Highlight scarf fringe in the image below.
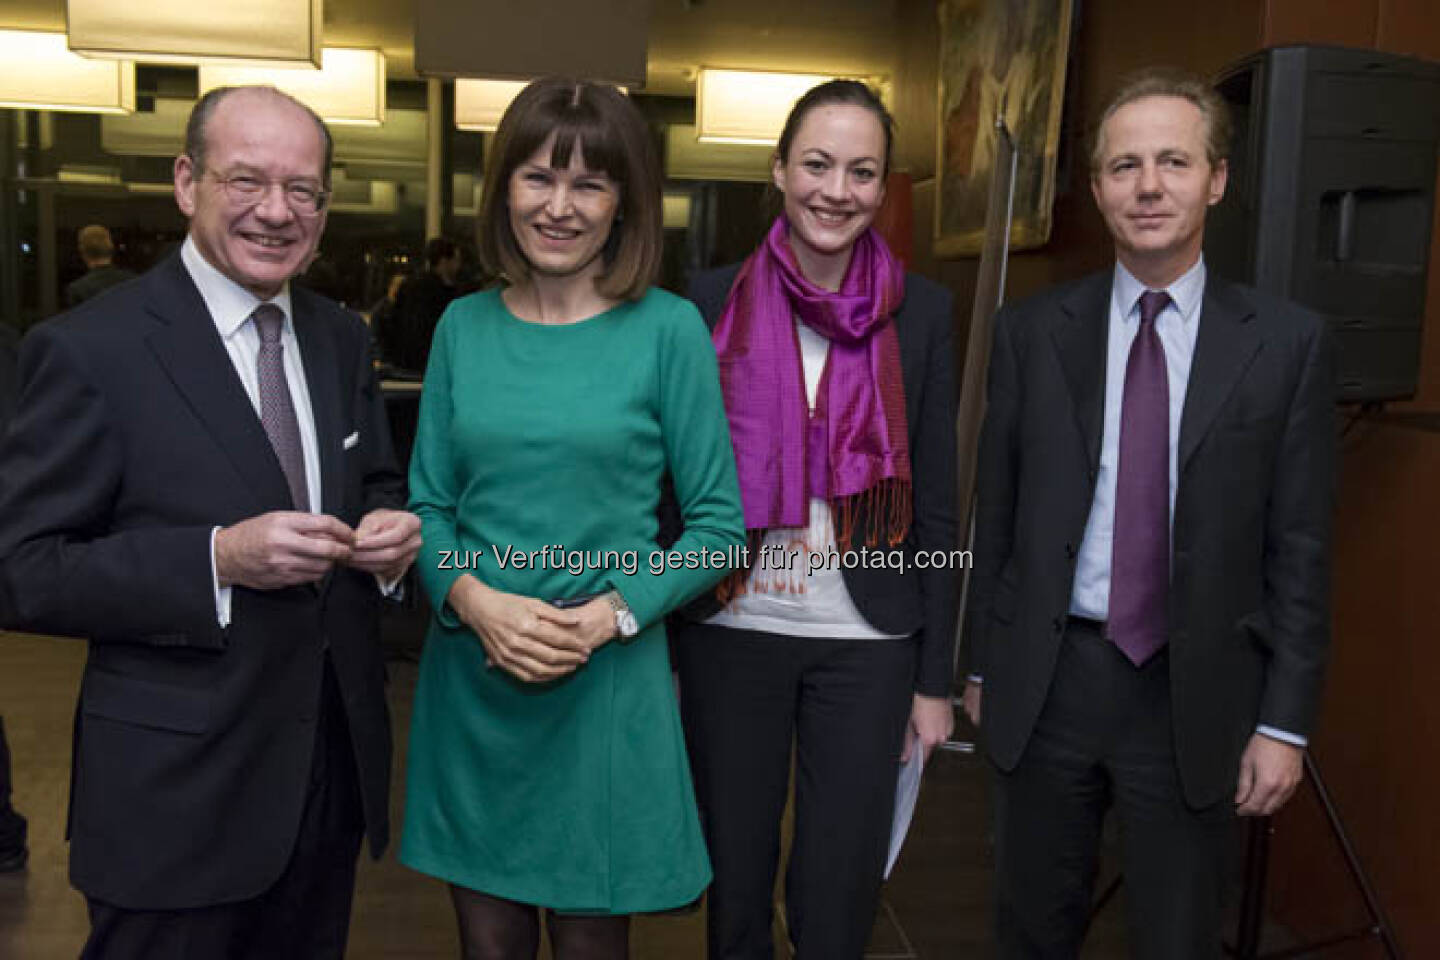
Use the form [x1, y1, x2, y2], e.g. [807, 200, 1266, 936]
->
[714, 481, 912, 605]
[833, 478, 912, 551]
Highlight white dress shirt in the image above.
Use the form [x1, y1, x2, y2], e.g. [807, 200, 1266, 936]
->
[1069, 258, 1204, 620]
[181, 236, 322, 627]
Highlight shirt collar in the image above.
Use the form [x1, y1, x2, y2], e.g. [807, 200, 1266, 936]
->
[180, 234, 293, 340]
[1112, 255, 1206, 325]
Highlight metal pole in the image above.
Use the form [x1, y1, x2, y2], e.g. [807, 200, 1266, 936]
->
[425, 78, 443, 241]
[943, 112, 1018, 755]
[0, 111, 19, 328]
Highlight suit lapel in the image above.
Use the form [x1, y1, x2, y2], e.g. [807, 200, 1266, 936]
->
[292, 290, 343, 516]
[144, 256, 293, 512]
[1051, 273, 1111, 472]
[1178, 278, 1261, 473]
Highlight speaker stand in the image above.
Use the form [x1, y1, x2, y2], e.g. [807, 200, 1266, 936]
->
[1225, 753, 1402, 959]
[1084, 754, 1402, 957]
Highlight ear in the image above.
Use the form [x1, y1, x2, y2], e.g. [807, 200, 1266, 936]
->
[771, 154, 786, 195]
[174, 154, 197, 218]
[1207, 158, 1229, 207]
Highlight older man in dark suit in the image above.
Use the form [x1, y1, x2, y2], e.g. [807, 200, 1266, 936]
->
[0, 86, 420, 959]
[963, 68, 1335, 958]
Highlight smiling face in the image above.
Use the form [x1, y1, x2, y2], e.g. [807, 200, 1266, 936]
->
[506, 133, 620, 283]
[174, 89, 328, 300]
[773, 103, 887, 287]
[1091, 95, 1227, 286]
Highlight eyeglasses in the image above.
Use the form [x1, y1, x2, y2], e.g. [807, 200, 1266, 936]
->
[197, 164, 330, 215]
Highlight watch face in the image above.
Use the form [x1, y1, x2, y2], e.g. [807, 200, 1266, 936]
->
[618, 611, 639, 637]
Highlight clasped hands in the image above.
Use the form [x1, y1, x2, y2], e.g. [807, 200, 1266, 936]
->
[214, 508, 422, 589]
[446, 575, 618, 684]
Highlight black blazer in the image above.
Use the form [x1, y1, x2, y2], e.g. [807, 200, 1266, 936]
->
[0, 253, 404, 909]
[0, 321, 16, 435]
[682, 264, 960, 697]
[964, 269, 1335, 807]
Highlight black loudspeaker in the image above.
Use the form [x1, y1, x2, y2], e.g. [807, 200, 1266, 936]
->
[1206, 45, 1440, 402]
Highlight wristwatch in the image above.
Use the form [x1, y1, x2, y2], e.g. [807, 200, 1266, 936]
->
[603, 589, 639, 639]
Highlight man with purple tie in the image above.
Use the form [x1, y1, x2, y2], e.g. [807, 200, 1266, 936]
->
[962, 68, 1335, 958]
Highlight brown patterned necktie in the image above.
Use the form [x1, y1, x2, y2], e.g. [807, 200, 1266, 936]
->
[251, 303, 310, 512]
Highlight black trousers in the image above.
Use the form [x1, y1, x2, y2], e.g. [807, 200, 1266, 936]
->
[0, 716, 26, 855]
[994, 619, 1233, 960]
[675, 622, 915, 960]
[81, 657, 366, 960]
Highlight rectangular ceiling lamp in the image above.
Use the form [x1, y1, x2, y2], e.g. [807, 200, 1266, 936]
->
[328, 179, 398, 215]
[67, 0, 322, 66]
[696, 68, 835, 145]
[662, 192, 693, 230]
[199, 48, 386, 126]
[102, 96, 192, 156]
[454, 79, 528, 132]
[665, 124, 774, 182]
[0, 29, 134, 115]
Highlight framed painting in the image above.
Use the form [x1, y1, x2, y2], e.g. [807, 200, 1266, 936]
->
[935, 0, 1074, 257]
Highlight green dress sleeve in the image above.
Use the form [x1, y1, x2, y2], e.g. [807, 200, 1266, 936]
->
[407, 304, 466, 628]
[606, 299, 744, 629]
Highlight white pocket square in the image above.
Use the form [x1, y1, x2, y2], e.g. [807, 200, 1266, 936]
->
[343, 431, 360, 450]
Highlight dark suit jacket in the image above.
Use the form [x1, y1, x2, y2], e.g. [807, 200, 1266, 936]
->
[380, 272, 457, 374]
[0, 322, 16, 435]
[65, 264, 137, 309]
[683, 264, 961, 697]
[0, 253, 404, 909]
[964, 269, 1335, 808]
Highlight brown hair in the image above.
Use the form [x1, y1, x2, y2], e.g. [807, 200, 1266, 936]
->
[1090, 67, 1232, 172]
[477, 78, 662, 301]
[775, 79, 894, 176]
[77, 224, 114, 262]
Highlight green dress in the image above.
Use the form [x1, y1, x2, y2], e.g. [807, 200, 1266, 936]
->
[400, 286, 744, 913]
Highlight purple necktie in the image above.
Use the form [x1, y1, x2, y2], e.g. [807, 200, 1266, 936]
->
[1108, 289, 1171, 666]
[252, 304, 310, 512]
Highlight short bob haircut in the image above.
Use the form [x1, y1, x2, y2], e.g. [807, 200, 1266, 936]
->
[1090, 67, 1233, 173]
[477, 78, 662, 302]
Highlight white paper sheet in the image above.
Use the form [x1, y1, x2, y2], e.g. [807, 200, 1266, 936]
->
[884, 745, 925, 879]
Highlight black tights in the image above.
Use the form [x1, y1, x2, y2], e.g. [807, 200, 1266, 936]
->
[449, 885, 631, 960]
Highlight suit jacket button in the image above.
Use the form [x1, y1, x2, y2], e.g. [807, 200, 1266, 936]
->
[1052, 617, 1064, 633]
[1064, 543, 1077, 559]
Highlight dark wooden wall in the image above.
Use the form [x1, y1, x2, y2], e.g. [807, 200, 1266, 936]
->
[891, 0, 1440, 953]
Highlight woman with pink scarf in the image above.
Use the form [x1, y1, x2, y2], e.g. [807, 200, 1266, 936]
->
[673, 80, 961, 959]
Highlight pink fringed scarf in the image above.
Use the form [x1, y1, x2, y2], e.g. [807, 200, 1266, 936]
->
[712, 216, 910, 595]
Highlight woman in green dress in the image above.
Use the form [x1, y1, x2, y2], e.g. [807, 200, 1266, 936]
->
[400, 78, 745, 959]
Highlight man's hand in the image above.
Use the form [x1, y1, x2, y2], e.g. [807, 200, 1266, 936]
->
[347, 508, 422, 582]
[1235, 733, 1305, 817]
[447, 576, 592, 683]
[961, 679, 982, 728]
[902, 693, 955, 763]
[214, 512, 355, 590]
